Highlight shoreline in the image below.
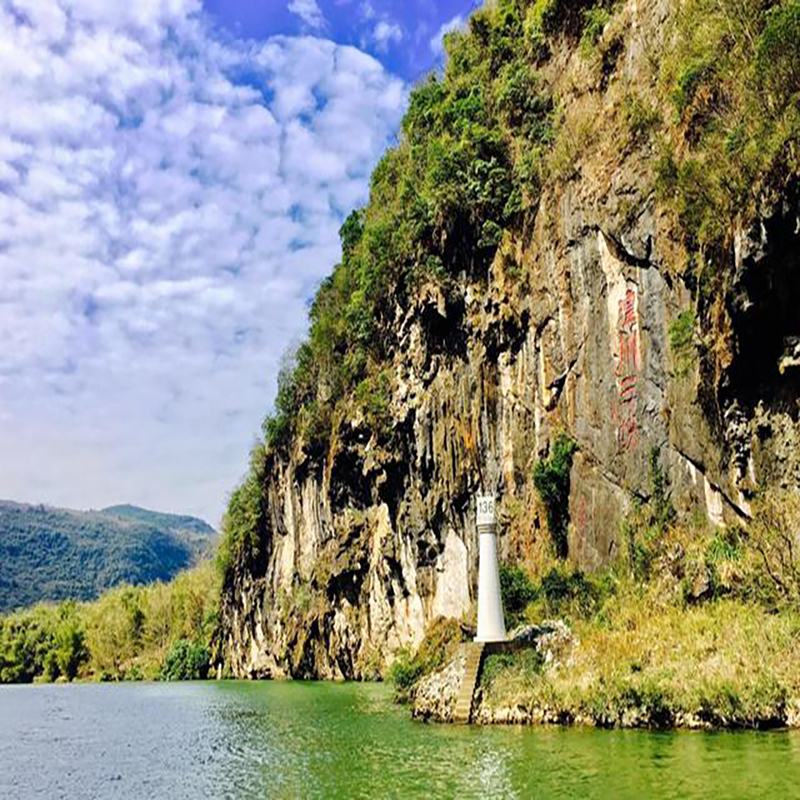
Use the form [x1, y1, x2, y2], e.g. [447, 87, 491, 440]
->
[6, 671, 800, 732]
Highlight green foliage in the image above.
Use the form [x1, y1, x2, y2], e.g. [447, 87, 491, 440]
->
[53, 602, 89, 681]
[0, 501, 215, 614]
[622, 448, 676, 582]
[580, 5, 611, 57]
[621, 93, 662, 146]
[757, 2, 800, 113]
[537, 566, 613, 619]
[527, 0, 576, 37]
[217, 446, 266, 576]
[481, 648, 543, 689]
[388, 617, 463, 702]
[533, 434, 578, 558]
[748, 490, 800, 603]
[674, 57, 717, 115]
[160, 639, 210, 681]
[263, 351, 302, 450]
[499, 563, 538, 627]
[659, 0, 800, 257]
[527, 0, 560, 35]
[649, 447, 676, 534]
[354, 370, 393, 437]
[655, 151, 723, 246]
[706, 527, 743, 564]
[669, 310, 698, 379]
[387, 649, 424, 697]
[0, 562, 220, 684]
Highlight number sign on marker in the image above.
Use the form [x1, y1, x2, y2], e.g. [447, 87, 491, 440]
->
[476, 495, 496, 527]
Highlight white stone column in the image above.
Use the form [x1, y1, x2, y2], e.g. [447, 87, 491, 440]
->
[475, 495, 507, 642]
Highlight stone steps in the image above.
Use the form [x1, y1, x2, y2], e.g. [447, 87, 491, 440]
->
[452, 642, 485, 724]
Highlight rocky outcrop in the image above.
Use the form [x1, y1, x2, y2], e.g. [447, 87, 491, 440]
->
[220, 0, 800, 679]
[413, 622, 575, 723]
[412, 651, 467, 723]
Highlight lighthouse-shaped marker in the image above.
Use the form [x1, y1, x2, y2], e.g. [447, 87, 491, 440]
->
[475, 494, 507, 642]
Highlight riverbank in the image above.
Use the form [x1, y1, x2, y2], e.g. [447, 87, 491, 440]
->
[409, 491, 800, 731]
[0, 562, 219, 684]
[412, 594, 800, 730]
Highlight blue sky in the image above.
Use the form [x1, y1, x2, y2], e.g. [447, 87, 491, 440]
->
[205, 0, 481, 79]
[0, 0, 477, 525]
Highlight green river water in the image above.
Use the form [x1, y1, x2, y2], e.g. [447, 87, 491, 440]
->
[1, 681, 799, 798]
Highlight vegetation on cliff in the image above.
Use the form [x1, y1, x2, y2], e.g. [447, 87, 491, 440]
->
[218, 0, 580, 572]
[657, 0, 800, 264]
[219, 0, 800, 576]
[0, 563, 219, 683]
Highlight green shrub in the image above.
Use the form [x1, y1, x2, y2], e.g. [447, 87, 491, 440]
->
[622, 502, 656, 583]
[388, 617, 463, 702]
[538, 566, 612, 619]
[669, 310, 698, 379]
[354, 370, 393, 437]
[527, 0, 560, 34]
[388, 649, 423, 686]
[749, 490, 800, 602]
[481, 652, 515, 688]
[622, 448, 675, 581]
[649, 447, 676, 533]
[481, 648, 543, 691]
[217, 445, 266, 577]
[160, 639, 210, 681]
[499, 563, 538, 627]
[53, 603, 88, 681]
[580, 5, 611, 57]
[621, 93, 662, 146]
[756, 2, 800, 113]
[674, 57, 716, 115]
[533, 434, 578, 558]
[706, 528, 743, 564]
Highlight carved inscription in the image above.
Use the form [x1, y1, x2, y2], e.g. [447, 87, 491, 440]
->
[616, 287, 640, 453]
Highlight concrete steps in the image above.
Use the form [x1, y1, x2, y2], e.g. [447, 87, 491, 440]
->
[453, 643, 485, 724]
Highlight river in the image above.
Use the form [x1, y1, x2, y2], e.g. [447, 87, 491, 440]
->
[2, 681, 799, 798]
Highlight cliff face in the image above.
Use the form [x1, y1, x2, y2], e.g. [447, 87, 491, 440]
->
[220, 0, 800, 679]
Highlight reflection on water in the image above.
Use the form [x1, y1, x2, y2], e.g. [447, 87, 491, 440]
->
[1, 680, 799, 799]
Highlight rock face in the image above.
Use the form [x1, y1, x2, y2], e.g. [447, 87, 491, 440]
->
[412, 651, 467, 723]
[413, 623, 575, 723]
[220, 0, 800, 679]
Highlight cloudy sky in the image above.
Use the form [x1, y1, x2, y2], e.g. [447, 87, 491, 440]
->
[0, 0, 479, 525]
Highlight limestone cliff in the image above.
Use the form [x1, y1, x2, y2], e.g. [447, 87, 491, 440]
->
[220, 0, 800, 679]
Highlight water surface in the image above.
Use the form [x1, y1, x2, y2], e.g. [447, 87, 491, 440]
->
[2, 681, 799, 799]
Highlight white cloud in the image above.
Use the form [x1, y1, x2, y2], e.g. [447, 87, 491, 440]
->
[430, 14, 464, 56]
[372, 20, 403, 52]
[0, 0, 406, 524]
[288, 0, 325, 29]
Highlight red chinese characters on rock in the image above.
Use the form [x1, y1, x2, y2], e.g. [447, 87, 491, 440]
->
[616, 287, 640, 454]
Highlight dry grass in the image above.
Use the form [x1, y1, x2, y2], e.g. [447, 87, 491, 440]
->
[486, 585, 800, 727]
[484, 488, 800, 728]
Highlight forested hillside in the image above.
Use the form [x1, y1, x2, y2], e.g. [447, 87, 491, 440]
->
[0, 501, 216, 612]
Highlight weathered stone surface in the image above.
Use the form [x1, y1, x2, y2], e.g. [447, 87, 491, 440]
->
[412, 652, 466, 723]
[220, 0, 800, 680]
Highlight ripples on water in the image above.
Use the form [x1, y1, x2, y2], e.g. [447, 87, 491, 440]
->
[1, 681, 800, 799]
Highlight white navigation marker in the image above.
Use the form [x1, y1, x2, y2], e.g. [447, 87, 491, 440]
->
[475, 495, 507, 642]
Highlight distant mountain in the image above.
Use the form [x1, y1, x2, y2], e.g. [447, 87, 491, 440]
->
[0, 501, 217, 613]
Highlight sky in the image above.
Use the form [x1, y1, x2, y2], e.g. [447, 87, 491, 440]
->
[0, 0, 480, 526]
